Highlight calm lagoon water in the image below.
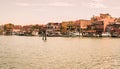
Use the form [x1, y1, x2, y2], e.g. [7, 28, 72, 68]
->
[0, 35, 120, 69]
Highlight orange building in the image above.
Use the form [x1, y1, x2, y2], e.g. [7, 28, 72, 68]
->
[61, 20, 91, 34]
[91, 13, 115, 32]
[75, 19, 91, 29]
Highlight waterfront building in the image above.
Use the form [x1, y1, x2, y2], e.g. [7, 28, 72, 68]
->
[116, 17, 120, 23]
[31, 24, 41, 36]
[74, 20, 91, 36]
[21, 25, 33, 36]
[4, 23, 14, 35]
[46, 23, 61, 36]
[13, 25, 22, 35]
[61, 21, 76, 35]
[75, 19, 92, 30]
[107, 22, 120, 37]
[91, 13, 115, 32]
[0, 25, 4, 35]
[31, 29, 39, 36]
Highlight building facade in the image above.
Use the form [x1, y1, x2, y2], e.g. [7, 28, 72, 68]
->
[46, 23, 61, 36]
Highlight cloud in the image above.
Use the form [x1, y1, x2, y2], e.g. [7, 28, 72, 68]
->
[88, 2, 107, 8]
[47, 2, 76, 7]
[92, 0, 104, 2]
[16, 3, 31, 6]
[16, 2, 76, 7]
[111, 7, 120, 10]
[81, 0, 106, 9]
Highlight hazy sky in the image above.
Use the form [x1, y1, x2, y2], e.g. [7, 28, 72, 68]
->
[0, 0, 120, 25]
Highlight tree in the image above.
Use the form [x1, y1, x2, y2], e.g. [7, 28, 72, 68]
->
[4, 23, 14, 35]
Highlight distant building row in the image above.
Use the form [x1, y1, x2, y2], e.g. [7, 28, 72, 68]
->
[0, 13, 120, 37]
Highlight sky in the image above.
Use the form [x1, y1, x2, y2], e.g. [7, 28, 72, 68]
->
[0, 0, 120, 25]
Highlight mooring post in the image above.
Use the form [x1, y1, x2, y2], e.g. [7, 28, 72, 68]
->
[42, 29, 47, 40]
[44, 31, 47, 40]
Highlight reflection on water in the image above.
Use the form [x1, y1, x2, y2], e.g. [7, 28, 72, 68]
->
[0, 36, 120, 69]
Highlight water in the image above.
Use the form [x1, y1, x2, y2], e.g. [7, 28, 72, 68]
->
[0, 36, 120, 69]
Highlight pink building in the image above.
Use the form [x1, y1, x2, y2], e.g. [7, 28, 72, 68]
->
[91, 13, 115, 32]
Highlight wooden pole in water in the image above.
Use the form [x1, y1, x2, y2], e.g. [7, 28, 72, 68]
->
[42, 29, 47, 40]
[79, 23, 80, 37]
[44, 30, 47, 40]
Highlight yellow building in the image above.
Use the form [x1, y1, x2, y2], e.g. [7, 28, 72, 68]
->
[61, 21, 76, 34]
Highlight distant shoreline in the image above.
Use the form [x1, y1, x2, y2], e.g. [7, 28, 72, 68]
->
[0, 35, 120, 38]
